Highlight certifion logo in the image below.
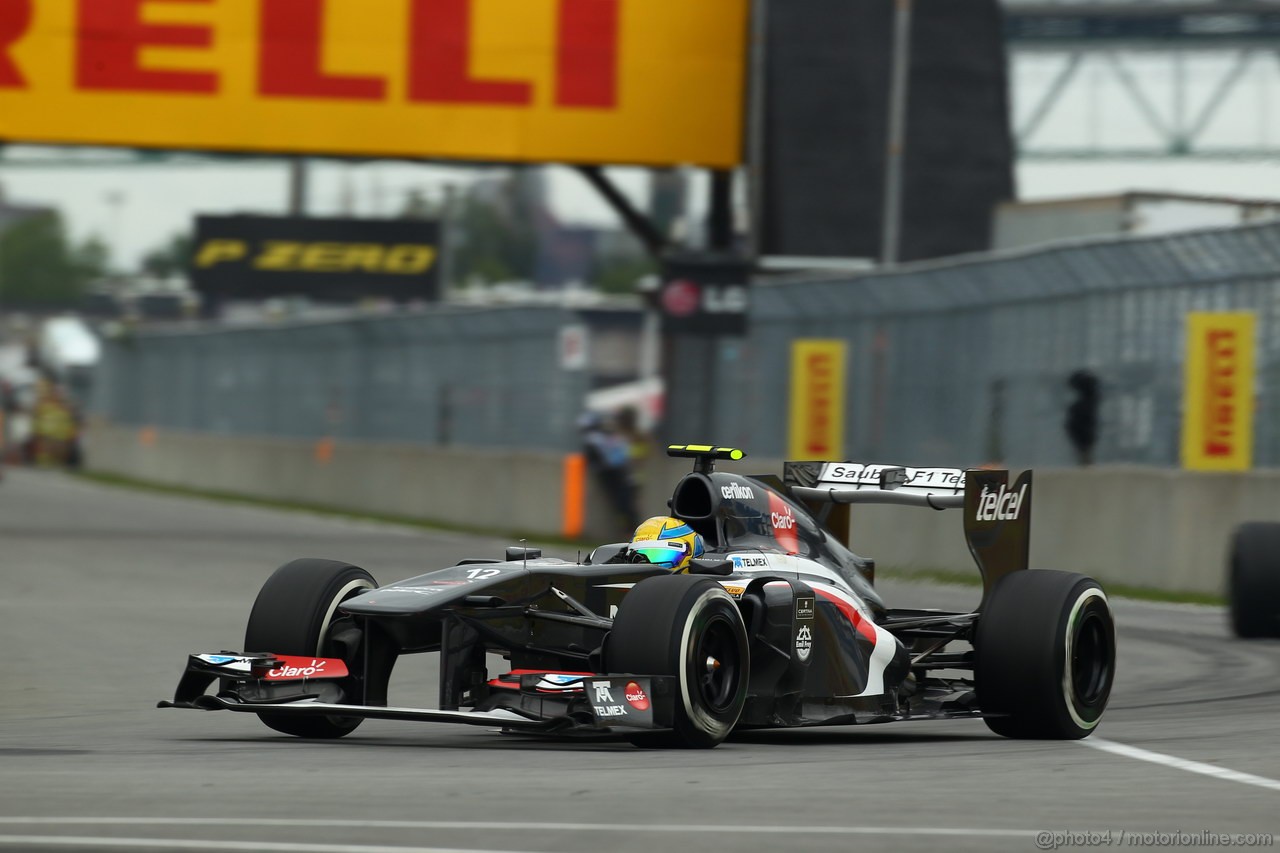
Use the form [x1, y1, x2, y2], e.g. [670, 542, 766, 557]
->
[624, 681, 650, 711]
[661, 280, 700, 317]
[721, 482, 755, 500]
[974, 483, 1028, 522]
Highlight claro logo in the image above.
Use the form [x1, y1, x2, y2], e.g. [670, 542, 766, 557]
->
[267, 659, 327, 679]
[974, 484, 1028, 523]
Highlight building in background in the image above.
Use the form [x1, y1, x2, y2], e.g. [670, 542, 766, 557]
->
[995, 192, 1280, 251]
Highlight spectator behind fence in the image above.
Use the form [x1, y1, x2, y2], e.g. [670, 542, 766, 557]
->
[579, 411, 639, 538]
[1065, 369, 1100, 466]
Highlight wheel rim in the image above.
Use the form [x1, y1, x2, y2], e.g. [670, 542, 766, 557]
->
[1071, 606, 1111, 708]
[1063, 588, 1114, 729]
[692, 612, 741, 714]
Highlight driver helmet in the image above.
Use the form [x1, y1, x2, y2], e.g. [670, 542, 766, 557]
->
[626, 516, 706, 573]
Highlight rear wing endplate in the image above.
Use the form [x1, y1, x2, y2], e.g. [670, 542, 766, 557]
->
[784, 462, 1032, 604]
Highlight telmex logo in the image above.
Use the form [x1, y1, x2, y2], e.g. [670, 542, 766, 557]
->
[195, 240, 436, 275]
[974, 483, 1028, 523]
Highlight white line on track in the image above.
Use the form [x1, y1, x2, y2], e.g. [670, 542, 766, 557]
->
[1081, 737, 1280, 792]
[0, 818, 1037, 839]
[0, 839, 524, 853]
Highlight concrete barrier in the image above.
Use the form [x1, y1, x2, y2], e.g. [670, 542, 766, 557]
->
[84, 422, 616, 541]
[86, 423, 1265, 595]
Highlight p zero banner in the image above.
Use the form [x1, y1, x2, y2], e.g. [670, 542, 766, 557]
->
[0, 0, 748, 167]
[788, 339, 846, 460]
[191, 215, 440, 303]
[1181, 312, 1256, 472]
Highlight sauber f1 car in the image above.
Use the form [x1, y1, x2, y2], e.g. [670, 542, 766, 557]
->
[160, 446, 1117, 747]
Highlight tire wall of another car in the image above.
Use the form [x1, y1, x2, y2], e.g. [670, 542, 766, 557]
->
[1228, 522, 1280, 638]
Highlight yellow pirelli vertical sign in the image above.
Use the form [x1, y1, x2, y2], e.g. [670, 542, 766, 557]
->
[789, 340, 846, 460]
[1182, 312, 1256, 471]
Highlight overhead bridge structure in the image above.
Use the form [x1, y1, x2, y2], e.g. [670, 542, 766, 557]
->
[1006, 1, 1280, 159]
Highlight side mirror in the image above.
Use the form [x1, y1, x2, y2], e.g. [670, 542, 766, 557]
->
[506, 546, 542, 562]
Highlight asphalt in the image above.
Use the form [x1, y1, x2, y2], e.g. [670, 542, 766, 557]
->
[1, 468, 1277, 852]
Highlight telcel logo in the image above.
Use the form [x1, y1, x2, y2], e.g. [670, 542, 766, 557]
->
[974, 484, 1028, 522]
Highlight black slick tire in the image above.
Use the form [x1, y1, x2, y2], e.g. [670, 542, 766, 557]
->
[607, 575, 749, 748]
[975, 570, 1115, 739]
[244, 558, 377, 738]
[1228, 523, 1280, 639]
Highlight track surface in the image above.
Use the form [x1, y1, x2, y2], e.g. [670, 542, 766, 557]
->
[2, 469, 1277, 852]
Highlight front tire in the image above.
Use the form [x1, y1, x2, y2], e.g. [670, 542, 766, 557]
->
[244, 558, 377, 738]
[1228, 523, 1280, 639]
[975, 570, 1115, 739]
[607, 575, 749, 748]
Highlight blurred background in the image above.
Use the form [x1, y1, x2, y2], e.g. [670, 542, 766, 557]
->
[1, 0, 1279, 593]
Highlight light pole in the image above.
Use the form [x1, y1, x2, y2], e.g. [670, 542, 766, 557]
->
[880, 0, 914, 266]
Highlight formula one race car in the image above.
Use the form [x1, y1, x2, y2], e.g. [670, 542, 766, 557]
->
[160, 446, 1116, 747]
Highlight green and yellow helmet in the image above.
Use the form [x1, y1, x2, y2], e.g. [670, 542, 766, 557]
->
[626, 516, 707, 573]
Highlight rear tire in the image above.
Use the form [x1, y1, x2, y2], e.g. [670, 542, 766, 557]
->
[975, 570, 1115, 739]
[244, 558, 377, 738]
[1228, 523, 1280, 639]
[607, 575, 749, 748]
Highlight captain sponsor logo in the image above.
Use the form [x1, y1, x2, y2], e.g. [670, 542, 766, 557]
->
[624, 681, 650, 711]
[721, 482, 755, 500]
[593, 682, 614, 704]
[268, 659, 327, 679]
[730, 555, 769, 570]
[795, 597, 815, 621]
[795, 625, 813, 663]
[974, 483, 1028, 523]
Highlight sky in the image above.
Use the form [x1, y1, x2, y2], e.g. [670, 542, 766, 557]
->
[0, 157, 1275, 273]
[1, 45, 1277, 271]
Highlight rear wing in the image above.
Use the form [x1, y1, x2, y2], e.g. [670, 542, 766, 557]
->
[783, 461, 1033, 604]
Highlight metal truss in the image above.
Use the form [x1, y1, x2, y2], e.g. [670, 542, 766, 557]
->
[1007, 2, 1280, 160]
[1012, 45, 1280, 160]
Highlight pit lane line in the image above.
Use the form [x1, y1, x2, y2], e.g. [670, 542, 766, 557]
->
[1080, 738, 1280, 793]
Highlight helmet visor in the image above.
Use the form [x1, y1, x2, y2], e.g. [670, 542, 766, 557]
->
[627, 540, 690, 569]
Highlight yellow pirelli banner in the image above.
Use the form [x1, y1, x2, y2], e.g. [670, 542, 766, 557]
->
[1182, 312, 1256, 471]
[0, 0, 748, 167]
[789, 340, 846, 460]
